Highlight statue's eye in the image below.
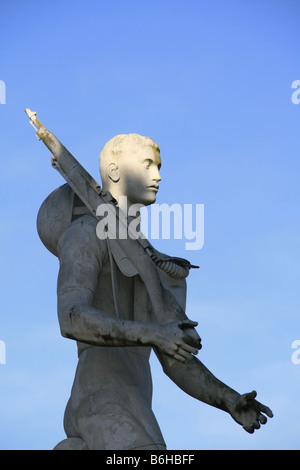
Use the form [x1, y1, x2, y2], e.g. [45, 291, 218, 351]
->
[143, 160, 151, 169]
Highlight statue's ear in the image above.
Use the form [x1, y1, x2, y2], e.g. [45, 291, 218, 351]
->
[108, 162, 120, 183]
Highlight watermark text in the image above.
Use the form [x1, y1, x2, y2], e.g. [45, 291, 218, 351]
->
[291, 340, 300, 365]
[0, 80, 6, 104]
[96, 197, 204, 251]
[0, 340, 6, 364]
[291, 80, 300, 105]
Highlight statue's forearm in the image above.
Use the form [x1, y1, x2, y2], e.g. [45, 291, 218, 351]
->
[58, 301, 157, 348]
[57, 292, 200, 362]
[159, 354, 240, 413]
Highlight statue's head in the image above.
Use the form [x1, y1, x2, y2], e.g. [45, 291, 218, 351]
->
[99, 133, 161, 207]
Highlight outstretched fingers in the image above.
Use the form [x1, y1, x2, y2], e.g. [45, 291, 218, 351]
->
[237, 390, 274, 433]
[258, 413, 267, 425]
[256, 401, 274, 419]
[243, 421, 261, 434]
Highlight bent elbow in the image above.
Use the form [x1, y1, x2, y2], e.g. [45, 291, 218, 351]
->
[58, 304, 81, 339]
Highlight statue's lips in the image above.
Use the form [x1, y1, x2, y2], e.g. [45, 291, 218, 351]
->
[147, 185, 159, 192]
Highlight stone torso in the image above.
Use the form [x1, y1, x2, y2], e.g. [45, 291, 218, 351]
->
[58, 215, 166, 450]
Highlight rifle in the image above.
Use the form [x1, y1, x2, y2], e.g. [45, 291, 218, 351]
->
[25, 108, 198, 277]
[25, 109, 200, 363]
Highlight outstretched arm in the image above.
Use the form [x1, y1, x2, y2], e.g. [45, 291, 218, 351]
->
[155, 349, 273, 433]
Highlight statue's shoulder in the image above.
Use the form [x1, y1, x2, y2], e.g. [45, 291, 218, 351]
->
[57, 214, 105, 259]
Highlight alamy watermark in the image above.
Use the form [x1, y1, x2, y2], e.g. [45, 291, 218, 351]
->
[290, 82, 299, 361]
[0, 80, 6, 104]
[290, 83, 299, 362]
[291, 80, 300, 105]
[291, 340, 300, 365]
[0, 340, 6, 364]
[96, 196, 204, 251]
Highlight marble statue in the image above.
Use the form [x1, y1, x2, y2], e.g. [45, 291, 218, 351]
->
[26, 110, 273, 450]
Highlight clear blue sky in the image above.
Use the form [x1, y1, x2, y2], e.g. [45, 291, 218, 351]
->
[0, 0, 299, 450]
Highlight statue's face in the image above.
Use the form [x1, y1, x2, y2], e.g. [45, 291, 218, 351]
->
[118, 144, 161, 207]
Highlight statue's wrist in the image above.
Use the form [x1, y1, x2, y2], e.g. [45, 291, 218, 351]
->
[121, 321, 159, 347]
[222, 391, 241, 414]
[139, 323, 160, 347]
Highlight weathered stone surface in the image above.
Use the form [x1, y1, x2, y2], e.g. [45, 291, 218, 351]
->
[36, 133, 273, 450]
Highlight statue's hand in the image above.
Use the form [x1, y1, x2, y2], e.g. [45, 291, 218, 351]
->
[153, 320, 201, 363]
[229, 390, 273, 433]
[180, 320, 202, 350]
